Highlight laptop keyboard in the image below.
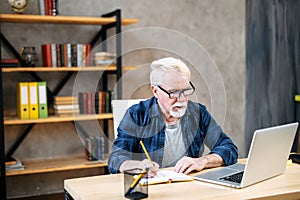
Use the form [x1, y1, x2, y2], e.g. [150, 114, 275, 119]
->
[220, 171, 244, 183]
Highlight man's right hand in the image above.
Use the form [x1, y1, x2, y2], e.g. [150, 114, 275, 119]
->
[119, 159, 159, 178]
[139, 159, 159, 177]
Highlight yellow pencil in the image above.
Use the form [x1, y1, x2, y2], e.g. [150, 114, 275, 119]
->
[140, 140, 152, 162]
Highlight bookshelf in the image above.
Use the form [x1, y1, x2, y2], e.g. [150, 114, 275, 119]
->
[0, 10, 138, 199]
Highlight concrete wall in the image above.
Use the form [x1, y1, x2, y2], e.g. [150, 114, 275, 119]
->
[0, 0, 245, 197]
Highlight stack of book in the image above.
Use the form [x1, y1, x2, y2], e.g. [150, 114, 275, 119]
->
[93, 52, 116, 65]
[1, 58, 19, 67]
[53, 96, 79, 116]
[6, 158, 24, 172]
[41, 43, 91, 68]
[78, 91, 112, 114]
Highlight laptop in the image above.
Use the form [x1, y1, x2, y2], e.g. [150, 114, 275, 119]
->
[193, 122, 299, 188]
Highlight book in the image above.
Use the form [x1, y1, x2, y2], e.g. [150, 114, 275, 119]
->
[77, 44, 83, 67]
[85, 44, 91, 66]
[38, 0, 45, 15]
[5, 158, 24, 171]
[41, 44, 52, 67]
[54, 109, 80, 116]
[66, 43, 72, 67]
[71, 44, 77, 67]
[139, 170, 193, 185]
[16, 82, 29, 119]
[5, 157, 17, 167]
[52, 0, 58, 16]
[28, 82, 39, 119]
[53, 104, 79, 110]
[37, 82, 48, 118]
[54, 96, 78, 103]
[56, 44, 61, 67]
[1, 58, 19, 64]
[51, 43, 57, 67]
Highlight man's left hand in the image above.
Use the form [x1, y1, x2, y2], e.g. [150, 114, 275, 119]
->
[174, 154, 224, 174]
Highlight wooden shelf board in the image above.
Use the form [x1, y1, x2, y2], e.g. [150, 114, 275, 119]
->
[2, 66, 137, 72]
[4, 113, 113, 125]
[6, 155, 107, 176]
[0, 14, 138, 25]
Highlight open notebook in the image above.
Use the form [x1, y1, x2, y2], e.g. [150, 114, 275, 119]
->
[139, 169, 193, 185]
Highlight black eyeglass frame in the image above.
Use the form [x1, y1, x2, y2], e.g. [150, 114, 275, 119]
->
[156, 81, 195, 99]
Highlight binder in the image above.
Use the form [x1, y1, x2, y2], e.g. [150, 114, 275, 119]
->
[28, 82, 39, 119]
[37, 82, 48, 118]
[16, 82, 29, 119]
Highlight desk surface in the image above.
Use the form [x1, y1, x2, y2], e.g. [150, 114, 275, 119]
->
[64, 161, 300, 200]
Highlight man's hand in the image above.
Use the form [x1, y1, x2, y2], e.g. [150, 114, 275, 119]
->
[119, 159, 159, 178]
[174, 154, 224, 174]
[138, 159, 159, 178]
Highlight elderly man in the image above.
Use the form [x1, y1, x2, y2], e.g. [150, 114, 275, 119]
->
[108, 57, 238, 177]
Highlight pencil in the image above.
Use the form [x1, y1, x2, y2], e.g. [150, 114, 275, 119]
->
[140, 140, 152, 162]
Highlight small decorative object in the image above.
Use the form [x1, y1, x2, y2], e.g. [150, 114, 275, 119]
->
[7, 0, 28, 13]
[20, 46, 38, 67]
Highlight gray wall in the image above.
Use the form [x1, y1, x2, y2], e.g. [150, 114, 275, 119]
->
[0, 0, 245, 197]
[245, 0, 300, 153]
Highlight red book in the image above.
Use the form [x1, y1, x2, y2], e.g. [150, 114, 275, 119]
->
[86, 44, 91, 66]
[44, 0, 48, 15]
[1, 59, 19, 64]
[41, 44, 52, 67]
[47, 0, 52, 16]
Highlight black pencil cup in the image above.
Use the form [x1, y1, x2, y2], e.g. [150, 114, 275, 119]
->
[124, 168, 148, 200]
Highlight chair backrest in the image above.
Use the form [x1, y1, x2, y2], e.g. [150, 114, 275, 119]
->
[111, 99, 146, 139]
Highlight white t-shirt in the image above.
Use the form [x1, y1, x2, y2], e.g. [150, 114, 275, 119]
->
[162, 120, 186, 167]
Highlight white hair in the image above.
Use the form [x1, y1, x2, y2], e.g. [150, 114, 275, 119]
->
[150, 57, 191, 85]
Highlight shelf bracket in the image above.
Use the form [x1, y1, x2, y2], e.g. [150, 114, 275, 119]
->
[72, 121, 89, 140]
[0, 32, 27, 66]
[52, 71, 74, 96]
[5, 123, 35, 160]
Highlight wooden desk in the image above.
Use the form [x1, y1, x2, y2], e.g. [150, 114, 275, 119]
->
[64, 162, 300, 200]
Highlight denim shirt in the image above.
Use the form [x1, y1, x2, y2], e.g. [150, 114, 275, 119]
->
[108, 97, 238, 174]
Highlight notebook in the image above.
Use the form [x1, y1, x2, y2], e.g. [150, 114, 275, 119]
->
[193, 122, 298, 188]
[138, 169, 193, 185]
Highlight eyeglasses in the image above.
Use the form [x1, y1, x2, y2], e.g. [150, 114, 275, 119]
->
[157, 82, 195, 99]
